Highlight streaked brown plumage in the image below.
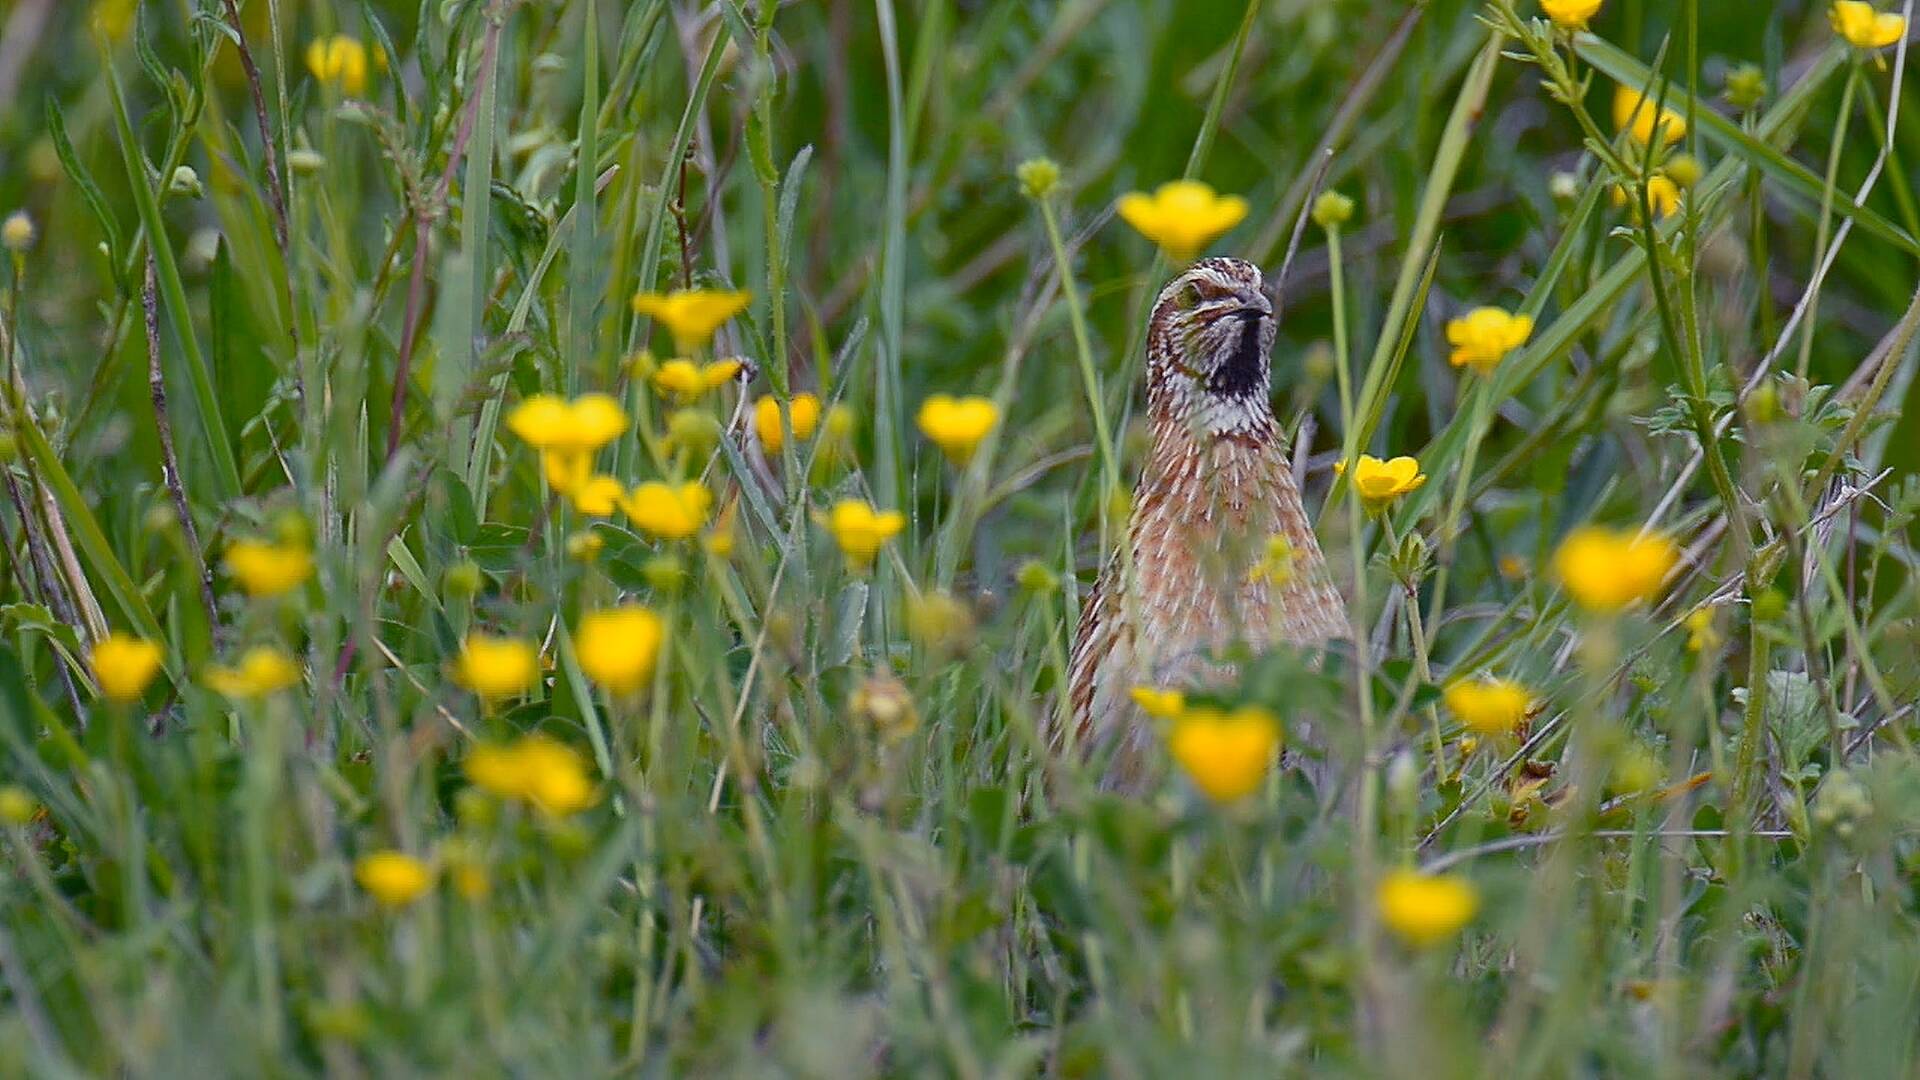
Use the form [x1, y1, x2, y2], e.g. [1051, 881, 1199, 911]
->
[1063, 257, 1346, 786]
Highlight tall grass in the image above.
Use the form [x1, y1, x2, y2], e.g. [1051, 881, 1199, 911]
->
[0, 0, 1918, 1073]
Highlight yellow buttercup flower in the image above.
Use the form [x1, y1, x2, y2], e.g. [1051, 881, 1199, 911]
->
[1334, 454, 1427, 513]
[306, 35, 372, 96]
[824, 500, 906, 572]
[1168, 705, 1283, 803]
[571, 474, 625, 517]
[464, 735, 598, 816]
[1554, 525, 1678, 612]
[575, 605, 665, 695]
[354, 851, 433, 908]
[915, 394, 999, 465]
[90, 632, 163, 704]
[620, 481, 713, 541]
[650, 358, 742, 402]
[1612, 174, 1682, 221]
[631, 289, 753, 351]
[1446, 307, 1534, 375]
[450, 633, 540, 702]
[755, 393, 823, 453]
[506, 393, 629, 496]
[1686, 607, 1722, 653]
[1442, 677, 1534, 736]
[1377, 868, 1480, 947]
[204, 647, 303, 699]
[1613, 84, 1687, 146]
[224, 538, 313, 598]
[1540, 0, 1603, 30]
[1832, 1, 1907, 48]
[1129, 686, 1187, 720]
[1115, 180, 1250, 262]
[1248, 535, 1295, 585]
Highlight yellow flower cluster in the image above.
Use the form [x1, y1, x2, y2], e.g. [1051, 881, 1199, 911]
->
[1130, 688, 1283, 803]
[622, 481, 714, 541]
[1377, 868, 1480, 947]
[451, 633, 541, 703]
[1443, 677, 1534, 736]
[825, 500, 906, 572]
[1115, 180, 1248, 263]
[1613, 85, 1687, 147]
[224, 538, 313, 598]
[1540, 0, 1603, 31]
[1446, 307, 1534, 375]
[916, 394, 999, 465]
[631, 289, 752, 351]
[575, 605, 665, 695]
[1335, 454, 1427, 513]
[755, 393, 822, 453]
[1831, 1, 1907, 49]
[307, 35, 375, 97]
[506, 393, 629, 496]
[1611, 175, 1683, 221]
[205, 647, 303, 699]
[355, 850, 433, 908]
[91, 632, 163, 704]
[651, 357, 742, 401]
[464, 735, 597, 817]
[1553, 525, 1678, 612]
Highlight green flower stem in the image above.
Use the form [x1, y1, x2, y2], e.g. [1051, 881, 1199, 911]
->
[1795, 62, 1859, 381]
[1036, 196, 1120, 531]
[1327, 217, 1383, 998]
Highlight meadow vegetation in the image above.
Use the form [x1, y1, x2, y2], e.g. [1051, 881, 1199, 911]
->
[1, 0, 1919, 1073]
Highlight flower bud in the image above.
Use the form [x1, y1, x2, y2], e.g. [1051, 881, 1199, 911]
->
[851, 674, 917, 743]
[1724, 64, 1767, 112]
[1311, 190, 1354, 229]
[1017, 560, 1059, 595]
[1016, 157, 1061, 200]
[2, 211, 34, 253]
[0, 785, 36, 825]
[443, 560, 483, 598]
[566, 531, 605, 562]
[287, 148, 326, 175]
[169, 166, 205, 198]
[907, 590, 975, 656]
[643, 554, 687, 594]
[1664, 154, 1703, 189]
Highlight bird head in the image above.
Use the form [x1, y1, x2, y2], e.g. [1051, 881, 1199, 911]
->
[1144, 257, 1276, 434]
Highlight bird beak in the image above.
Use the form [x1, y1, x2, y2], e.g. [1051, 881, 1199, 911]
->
[1230, 292, 1273, 321]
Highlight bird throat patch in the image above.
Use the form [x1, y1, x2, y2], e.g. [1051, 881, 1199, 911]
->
[1207, 316, 1266, 398]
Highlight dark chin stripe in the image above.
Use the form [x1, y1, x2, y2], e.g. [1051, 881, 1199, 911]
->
[1207, 316, 1266, 397]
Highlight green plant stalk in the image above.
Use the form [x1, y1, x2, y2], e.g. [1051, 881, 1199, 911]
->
[1796, 63, 1858, 381]
[1326, 214, 1382, 1018]
[1038, 198, 1120, 523]
[1356, 33, 1500, 409]
[102, 52, 242, 501]
[1420, 377, 1491, 669]
[566, 0, 602, 398]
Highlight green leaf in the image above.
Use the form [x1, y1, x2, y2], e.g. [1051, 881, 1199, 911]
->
[45, 99, 124, 273]
[103, 54, 243, 500]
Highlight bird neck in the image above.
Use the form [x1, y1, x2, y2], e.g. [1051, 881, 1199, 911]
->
[1138, 397, 1291, 510]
